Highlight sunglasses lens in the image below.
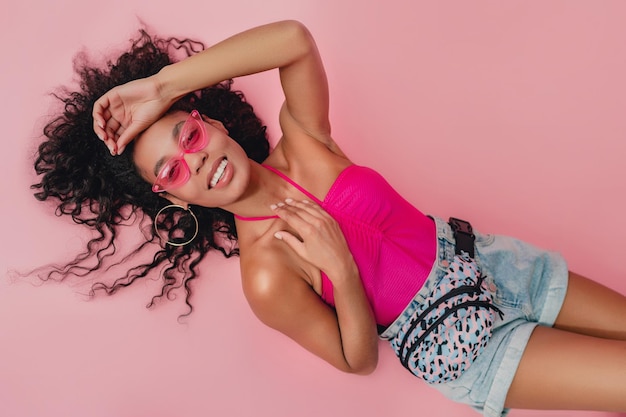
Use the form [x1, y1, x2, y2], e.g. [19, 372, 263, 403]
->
[180, 124, 206, 152]
[180, 110, 208, 152]
[153, 159, 190, 192]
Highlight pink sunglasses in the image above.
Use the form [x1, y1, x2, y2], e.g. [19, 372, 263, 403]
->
[152, 110, 209, 193]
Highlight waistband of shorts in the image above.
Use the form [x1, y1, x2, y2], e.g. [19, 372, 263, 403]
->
[379, 216, 457, 340]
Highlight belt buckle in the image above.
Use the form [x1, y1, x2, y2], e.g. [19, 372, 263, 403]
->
[448, 217, 475, 258]
[449, 217, 473, 235]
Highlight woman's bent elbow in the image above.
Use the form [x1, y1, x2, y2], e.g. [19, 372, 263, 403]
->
[280, 20, 316, 57]
[344, 354, 378, 375]
[350, 361, 378, 376]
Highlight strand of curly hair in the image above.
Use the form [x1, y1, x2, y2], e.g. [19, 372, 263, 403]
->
[31, 29, 270, 318]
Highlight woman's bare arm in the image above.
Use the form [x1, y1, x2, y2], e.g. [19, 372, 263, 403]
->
[243, 199, 378, 374]
[94, 20, 331, 154]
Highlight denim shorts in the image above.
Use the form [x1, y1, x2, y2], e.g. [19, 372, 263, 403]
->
[380, 217, 569, 417]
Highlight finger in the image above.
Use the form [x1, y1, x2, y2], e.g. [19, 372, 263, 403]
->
[284, 198, 330, 218]
[93, 101, 112, 142]
[273, 230, 306, 257]
[93, 120, 106, 142]
[271, 201, 321, 229]
[102, 119, 123, 155]
[116, 122, 144, 155]
[279, 199, 333, 227]
[103, 137, 117, 156]
[104, 117, 122, 137]
[92, 95, 111, 132]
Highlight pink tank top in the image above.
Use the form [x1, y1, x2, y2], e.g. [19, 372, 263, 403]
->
[237, 164, 437, 326]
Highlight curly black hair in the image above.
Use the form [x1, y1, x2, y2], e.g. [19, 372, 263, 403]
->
[31, 30, 270, 318]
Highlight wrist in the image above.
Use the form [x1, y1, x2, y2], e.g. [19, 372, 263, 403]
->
[325, 257, 360, 286]
[154, 65, 187, 104]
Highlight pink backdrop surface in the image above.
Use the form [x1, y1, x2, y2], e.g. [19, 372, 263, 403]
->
[1, 1, 625, 416]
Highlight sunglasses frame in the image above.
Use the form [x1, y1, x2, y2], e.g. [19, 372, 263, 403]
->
[152, 110, 208, 193]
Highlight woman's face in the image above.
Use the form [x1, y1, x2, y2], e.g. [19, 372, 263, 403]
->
[133, 111, 251, 209]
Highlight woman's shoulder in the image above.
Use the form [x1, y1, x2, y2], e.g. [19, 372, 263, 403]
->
[266, 137, 352, 203]
[240, 239, 321, 322]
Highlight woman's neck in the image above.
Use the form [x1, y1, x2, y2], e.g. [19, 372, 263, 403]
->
[223, 160, 288, 221]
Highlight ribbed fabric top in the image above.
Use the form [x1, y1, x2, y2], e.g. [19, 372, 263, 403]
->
[248, 164, 437, 326]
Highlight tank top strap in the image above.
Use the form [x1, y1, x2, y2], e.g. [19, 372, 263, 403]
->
[234, 164, 323, 222]
[234, 213, 278, 221]
[261, 164, 324, 205]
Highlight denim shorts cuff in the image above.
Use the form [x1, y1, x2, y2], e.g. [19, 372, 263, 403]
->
[483, 323, 537, 417]
[538, 255, 569, 326]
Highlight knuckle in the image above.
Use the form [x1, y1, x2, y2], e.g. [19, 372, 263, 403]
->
[310, 218, 326, 230]
[300, 223, 316, 236]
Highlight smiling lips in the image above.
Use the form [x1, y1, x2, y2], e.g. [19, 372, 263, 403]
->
[209, 158, 229, 188]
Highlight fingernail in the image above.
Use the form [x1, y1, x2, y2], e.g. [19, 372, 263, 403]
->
[270, 204, 277, 210]
[302, 199, 310, 204]
[277, 202, 285, 208]
[285, 198, 294, 204]
[273, 232, 283, 240]
[96, 132, 104, 141]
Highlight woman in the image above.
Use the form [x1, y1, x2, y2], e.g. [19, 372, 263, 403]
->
[34, 20, 626, 416]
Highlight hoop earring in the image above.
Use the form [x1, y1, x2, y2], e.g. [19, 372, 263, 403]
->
[154, 204, 199, 247]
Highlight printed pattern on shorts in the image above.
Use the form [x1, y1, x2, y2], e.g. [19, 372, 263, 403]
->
[389, 254, 503, 384]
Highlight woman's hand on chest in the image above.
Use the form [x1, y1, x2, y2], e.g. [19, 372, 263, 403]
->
[270, 198, 356, 284]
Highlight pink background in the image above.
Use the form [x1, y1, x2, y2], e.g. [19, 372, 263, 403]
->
[1, 1, 625, 416]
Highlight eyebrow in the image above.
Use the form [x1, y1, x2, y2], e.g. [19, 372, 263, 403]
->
[153, 120, 185, 177]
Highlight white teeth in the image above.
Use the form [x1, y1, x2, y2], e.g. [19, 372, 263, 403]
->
[210, 159, 228, 187]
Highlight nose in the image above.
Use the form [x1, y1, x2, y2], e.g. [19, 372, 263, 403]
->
[184, 151, 208, 175]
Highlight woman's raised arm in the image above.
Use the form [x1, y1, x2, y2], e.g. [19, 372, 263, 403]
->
[93, 20, 329, 155]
